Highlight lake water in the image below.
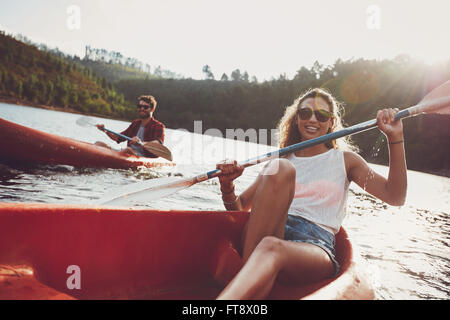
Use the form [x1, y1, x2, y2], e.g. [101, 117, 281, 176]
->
[0, 102, 449, 299]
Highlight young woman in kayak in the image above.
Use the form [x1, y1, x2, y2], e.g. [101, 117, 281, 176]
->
[216, 88, 407, 299]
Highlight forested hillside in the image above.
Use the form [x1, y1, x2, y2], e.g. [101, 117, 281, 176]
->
[0, 32, 135, 119]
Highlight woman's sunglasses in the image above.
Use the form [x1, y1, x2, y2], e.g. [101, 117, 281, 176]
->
[297, 107, 334, 123]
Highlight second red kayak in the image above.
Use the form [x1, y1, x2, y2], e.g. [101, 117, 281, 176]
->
[0, 118, 174, 169]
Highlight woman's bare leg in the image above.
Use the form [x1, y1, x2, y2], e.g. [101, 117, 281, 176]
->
[241, 158, 296, 262]
[217, 237, 334, 300]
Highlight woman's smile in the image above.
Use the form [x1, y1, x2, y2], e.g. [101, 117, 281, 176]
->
[304, 125, 320, 133]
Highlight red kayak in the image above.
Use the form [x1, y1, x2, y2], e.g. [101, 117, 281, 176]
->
[0, 118, 174, 169]
[0, 203, 374, 300]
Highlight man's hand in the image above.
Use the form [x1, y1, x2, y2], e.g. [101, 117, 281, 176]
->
[130, 136, 142, 145]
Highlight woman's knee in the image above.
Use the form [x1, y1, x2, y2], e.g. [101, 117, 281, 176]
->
[253, 236, 285, 267]
[261, 159, 296, 189]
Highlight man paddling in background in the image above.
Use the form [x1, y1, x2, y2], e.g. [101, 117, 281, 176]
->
[95, 95, 165, 158]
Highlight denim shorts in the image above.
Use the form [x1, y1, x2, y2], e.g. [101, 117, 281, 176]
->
[284, 214, 340, 276]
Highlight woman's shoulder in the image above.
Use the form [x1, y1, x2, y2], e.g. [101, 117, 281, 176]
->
[343, 150, 366, 165]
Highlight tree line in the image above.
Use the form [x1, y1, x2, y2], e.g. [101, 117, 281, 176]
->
[80, 46, 182, 82]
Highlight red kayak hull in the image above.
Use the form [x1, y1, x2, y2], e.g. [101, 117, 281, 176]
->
[0, 203, 374, 300]
[0, 118, 174, 169]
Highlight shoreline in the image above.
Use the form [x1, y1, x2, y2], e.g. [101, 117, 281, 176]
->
[0, 95, 84, 115]
[0, 95, 125, 121]
[1, 97, 449, 178]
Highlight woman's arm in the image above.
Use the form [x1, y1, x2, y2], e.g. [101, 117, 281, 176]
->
[345, 108, 407, 206]
[217, 160, 267, 211]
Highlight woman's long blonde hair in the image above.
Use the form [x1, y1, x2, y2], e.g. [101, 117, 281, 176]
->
[277, 88, 356, 151]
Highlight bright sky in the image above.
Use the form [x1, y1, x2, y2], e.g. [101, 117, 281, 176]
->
[1, 0, 449, 81]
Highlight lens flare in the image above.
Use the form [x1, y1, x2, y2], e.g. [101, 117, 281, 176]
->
[340, 71, 379, 104]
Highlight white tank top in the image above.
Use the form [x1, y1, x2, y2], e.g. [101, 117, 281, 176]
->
[287, 149, 350, 234]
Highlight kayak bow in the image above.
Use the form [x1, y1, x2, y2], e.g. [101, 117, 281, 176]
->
[0, 118, 174, 169]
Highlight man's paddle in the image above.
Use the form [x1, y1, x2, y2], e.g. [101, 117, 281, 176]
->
[76, 116, 173, 161]
[100, 80, 450, 206]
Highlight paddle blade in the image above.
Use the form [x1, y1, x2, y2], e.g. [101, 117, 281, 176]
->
[142, 141, 173, 161]
[98, 176, 194, 206]
[417, 80, 450, 115]
[76, 116, 97, 128]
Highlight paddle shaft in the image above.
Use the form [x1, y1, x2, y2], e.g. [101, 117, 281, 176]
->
[192, 103, 424, 184]
[77, 116, 145, 147]
[98, 127, 145, 146]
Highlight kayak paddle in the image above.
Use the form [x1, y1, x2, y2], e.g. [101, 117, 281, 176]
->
[76, 116, 173, 161]
[100, 80, 450, 206]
